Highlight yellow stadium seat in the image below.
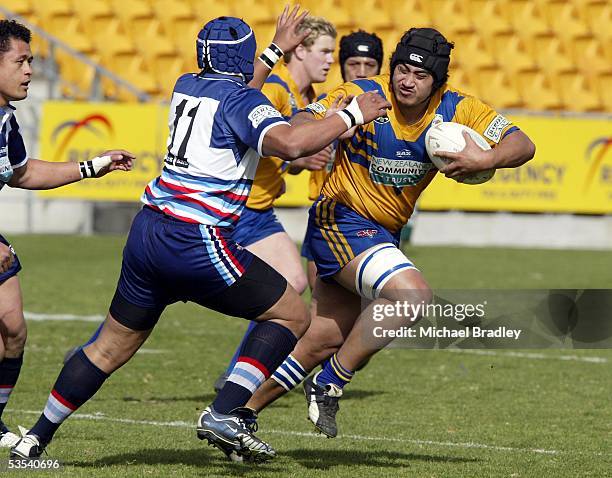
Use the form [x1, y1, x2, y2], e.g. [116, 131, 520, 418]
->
[450, 32, 497, 73]
[584, 3, 612, 42]
[131, 20, 177, 60]
[596, 74, 612, 112]
[341, 0, 393, 31]
[50, 19, 95, 54]
[388, 0, 433, 29]
[102, 56, 159, 101]
[90, 20, 136, 61]
[467, 0, 514, 37]
[427, 0, 474, 35]
[568, 37, 612, 77]
[532, 36, 577, 75]
[300, 0, 353, 28]
[557, 72, 603, 112]
[186, 0, 236, 21]
[152, 0, 198, 41]
[151, 55, 186, 96]
[252, 24, 278, 49]
[109, 0, 153, 23]
[56, 50, 99, 100]
[1, 0, 33, 16]
[546, 3, 591, 42]
[474, 69, 524, 109]
[517, 72, 563, 110]
[30, 0, 73, 23]
[508, 0, 553, 39]
[491, 34, 539, 74]
[447, 68, 478, 97]
[234, 0, 276, 27]
[172, 19, 202, 61]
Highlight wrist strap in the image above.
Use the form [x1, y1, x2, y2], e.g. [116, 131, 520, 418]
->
[79, 156, 110, 179]
[259, 42, 284, 70]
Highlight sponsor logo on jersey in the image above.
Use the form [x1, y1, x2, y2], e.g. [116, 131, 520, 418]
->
[248, 105, 283, 128]
[409, 53, 423, 63]
[357, 229, 378, 238]
[484, 114, 511, 143]
[396, 149, 412, 158]
[432, 114, 444, 126]
[306, 102, 327, 115]
[369, 155, 434, 187]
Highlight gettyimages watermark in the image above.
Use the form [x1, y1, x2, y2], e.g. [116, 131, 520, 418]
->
[361, 289, 612, 349]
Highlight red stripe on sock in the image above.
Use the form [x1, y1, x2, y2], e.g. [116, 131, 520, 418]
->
[51, 389, 77, 411]
[236, 356, 270, 377]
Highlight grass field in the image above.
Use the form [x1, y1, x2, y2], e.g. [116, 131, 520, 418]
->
[5, 235, 612, 477]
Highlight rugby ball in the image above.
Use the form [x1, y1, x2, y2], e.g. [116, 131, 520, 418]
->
[425, 122, 495, 184]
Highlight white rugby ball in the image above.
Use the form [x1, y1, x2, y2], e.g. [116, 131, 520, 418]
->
[425, 122, 495, 184]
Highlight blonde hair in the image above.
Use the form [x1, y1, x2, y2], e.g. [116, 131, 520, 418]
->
[284, 16, 337, 62]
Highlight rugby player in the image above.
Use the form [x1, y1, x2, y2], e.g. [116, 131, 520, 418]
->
[0, 19, 133, 447]
[214, 16, 337, 391]
[10, 16, 391, 462]
[243, 27, 536, 438]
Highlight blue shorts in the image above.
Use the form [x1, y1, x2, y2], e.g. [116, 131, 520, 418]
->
[0, 234, 21, 283]
[300, 226, 314, 261]
[230, 207, 285, 247]
[116, 206, 255, 312]
[306, 198, 400, 280]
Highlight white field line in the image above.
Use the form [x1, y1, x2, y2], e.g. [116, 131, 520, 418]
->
[11, 409, 566, 456]
[444, 349, 609, 363]
[24, 311, 104, 322]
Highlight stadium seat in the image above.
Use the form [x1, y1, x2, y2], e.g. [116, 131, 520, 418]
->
[427, 0, 474, 35]
[47, 18, 94, 54]
[151, 55, 186, 96]
[1, 0, 34, 16]
[388, 0, 433, 29]
[516, 72, 563, 110]
[185, 0, 237, 21]
[448, 68, 478, 98]
[508, 0, 553, 38]
[341, 0, 393, 31]
[467, 0, 514, 37]
[90, 20, 136, 62]
[532, 37, 577, 75]
[450, 32, 497, 73]
[56, 50, 100, 100]
[102, 56, 160, 101]
[30, 0, 73, 24]
[584, 3, 612, 43]
[300, 0, 353, 28]
[557, 72, 603, 112]
[492, 35, 539, 74]
[546, 3, 591, 42]
[129, 20, 176, 61]
[568, 37, 612, 77]
[234, 0, 277, 27]
[151, 0, 198, 43]
[474, 70, 524, 109]
[596, 74, 612, 111]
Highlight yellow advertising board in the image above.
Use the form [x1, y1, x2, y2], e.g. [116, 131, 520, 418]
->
[419, 115, 612, 214]
[39, 103, 612, 214]
[39, 102, 169, 201]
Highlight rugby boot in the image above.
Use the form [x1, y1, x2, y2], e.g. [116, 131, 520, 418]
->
[10, 432, 46, 459]
[303, 375, 342, 438]
[0, 421, 20, 448]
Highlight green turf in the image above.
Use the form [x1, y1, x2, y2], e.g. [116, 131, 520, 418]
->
[4, 235, 611, 477]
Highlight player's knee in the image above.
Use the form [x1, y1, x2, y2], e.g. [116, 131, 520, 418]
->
[5, 322, 27, 354]
[288, 272, 308, 296]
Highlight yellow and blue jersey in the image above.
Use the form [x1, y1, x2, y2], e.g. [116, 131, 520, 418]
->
[305, 74, 519, 233]
[246, 62, 316, 210]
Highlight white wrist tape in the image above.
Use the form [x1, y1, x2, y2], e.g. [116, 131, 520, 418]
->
[79, 156, 112, 179]
[335, 96, 365, 130]
[258, 42, 284, 70]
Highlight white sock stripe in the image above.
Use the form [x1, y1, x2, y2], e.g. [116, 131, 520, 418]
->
[285, 355, 307, 376]
[271, 373, 292, 391]
[273, 367, 301, 388]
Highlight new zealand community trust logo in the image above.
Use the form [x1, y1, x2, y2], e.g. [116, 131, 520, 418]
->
[583, 136, 612, 191]
[51, 114, 114, 162]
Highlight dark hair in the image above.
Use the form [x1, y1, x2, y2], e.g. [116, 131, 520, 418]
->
[0, 20, 31, 56]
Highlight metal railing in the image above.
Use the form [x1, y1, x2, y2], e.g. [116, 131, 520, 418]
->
[0, 6, 151, 102]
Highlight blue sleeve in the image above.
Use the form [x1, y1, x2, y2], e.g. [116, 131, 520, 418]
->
[224, 87, 289, 156]
[8, 116, 27, 168]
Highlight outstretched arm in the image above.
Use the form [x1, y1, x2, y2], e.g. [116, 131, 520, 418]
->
[248, 5, 310, 90]
[262, 92, 391, 160]
[8, 150, 134, 190]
